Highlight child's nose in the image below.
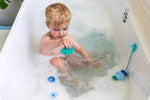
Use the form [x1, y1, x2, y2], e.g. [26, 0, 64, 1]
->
[59, 30, 64, 35]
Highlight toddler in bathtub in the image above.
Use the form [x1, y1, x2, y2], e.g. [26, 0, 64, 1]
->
[40, 3, 100, 83]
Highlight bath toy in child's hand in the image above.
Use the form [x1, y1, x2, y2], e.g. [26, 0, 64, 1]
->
[61, 47, 74, 55]
[112, 43, 137, 81]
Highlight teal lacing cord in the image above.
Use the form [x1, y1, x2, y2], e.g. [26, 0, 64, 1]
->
[125, 43, 137, 71]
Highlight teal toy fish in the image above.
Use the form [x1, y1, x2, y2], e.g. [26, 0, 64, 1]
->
[61, 47, 74, 55]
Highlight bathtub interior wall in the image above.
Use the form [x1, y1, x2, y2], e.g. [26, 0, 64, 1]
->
[0, 0, 150, 100]
[142, 0, 150, 12]
[110, 1, 150, 100]
[89, 0, 150, 99]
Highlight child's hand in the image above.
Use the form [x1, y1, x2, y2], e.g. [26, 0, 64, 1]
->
[58, 39, 72, 49]
[90, 60, 101, 69]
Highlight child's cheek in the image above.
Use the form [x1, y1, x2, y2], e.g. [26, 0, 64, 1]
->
[65, 30, 68, 34]
[51, 30, 55, 34]
[53, 31, 59, 37]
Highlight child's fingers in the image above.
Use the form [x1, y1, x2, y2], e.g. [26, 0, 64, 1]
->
[68, 43, 71, 49]
[69, 41, 73, 47]
[66, 42, 71, 49]
[67, 41, 72, 49]
[67, 43, 71, 49]
[60, 44, 64, 48]
[62, 39, 72, 49]
[63, 42, 69, 48]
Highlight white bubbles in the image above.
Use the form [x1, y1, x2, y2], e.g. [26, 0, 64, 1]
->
[71, 64, 130, 100]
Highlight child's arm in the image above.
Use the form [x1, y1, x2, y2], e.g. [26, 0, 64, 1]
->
[71, 38, 100, 68]
[40, 35, 58, 51]
[73, 42, 91, 60]
[40, 35, 72, 52]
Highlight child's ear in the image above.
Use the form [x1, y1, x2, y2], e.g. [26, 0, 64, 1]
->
[45, 22, 50, 28]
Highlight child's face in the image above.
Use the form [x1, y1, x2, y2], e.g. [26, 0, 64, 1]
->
[46, 22, 69, 39]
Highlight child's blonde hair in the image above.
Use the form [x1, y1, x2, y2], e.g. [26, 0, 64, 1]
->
[45, 3, 71, 27]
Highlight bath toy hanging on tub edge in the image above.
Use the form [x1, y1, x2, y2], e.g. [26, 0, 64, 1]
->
[112, 43, 137, 80]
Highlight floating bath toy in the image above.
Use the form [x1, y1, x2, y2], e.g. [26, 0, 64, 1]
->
[61, 47, 74, 55]
[50, 92, 57, 98]
[48, 77, 57, 98]
[94, 68, 99, 71]
[112, 43, 137, 80]
[48, 76, 55, 83]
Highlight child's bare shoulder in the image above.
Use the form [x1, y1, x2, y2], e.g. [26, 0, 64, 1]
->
[41, 32, 51, 41]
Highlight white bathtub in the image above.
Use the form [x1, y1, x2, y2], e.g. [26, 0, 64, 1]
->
[0, 0, 150, 100]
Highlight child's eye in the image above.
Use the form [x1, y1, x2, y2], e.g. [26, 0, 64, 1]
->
[63, 28, 68, 31]
[54, 29, 60, 31]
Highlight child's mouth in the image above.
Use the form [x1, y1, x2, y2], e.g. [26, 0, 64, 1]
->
[58, 36, 65, 38]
